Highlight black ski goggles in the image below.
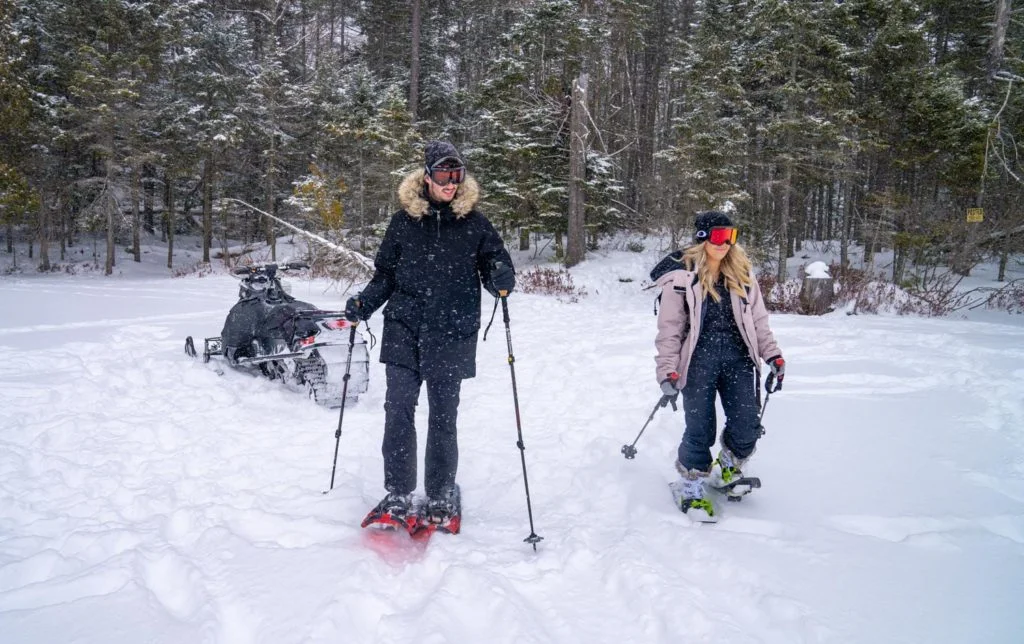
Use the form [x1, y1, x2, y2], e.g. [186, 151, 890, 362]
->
[426, 160, 465, 187]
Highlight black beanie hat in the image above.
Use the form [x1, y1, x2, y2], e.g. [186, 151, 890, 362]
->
[424, 140, 463, 171]
[694, 211, 734, 243]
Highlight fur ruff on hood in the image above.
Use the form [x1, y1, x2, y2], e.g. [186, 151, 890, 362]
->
[397, 169, 480, 220]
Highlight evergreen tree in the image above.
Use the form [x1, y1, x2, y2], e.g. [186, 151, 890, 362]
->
[0, 0, 34, 256]
[155, 0, 251, 263]
[318, 62, 417, 247]
[472, 0, 589, 254]
[735, 0, 856, 278]
[665, 0, 752, 219]
[62, 0, 158, 274]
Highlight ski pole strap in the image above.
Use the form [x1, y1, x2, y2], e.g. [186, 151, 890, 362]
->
[482, 296, 499, 341]
[361, 321, 376, 350]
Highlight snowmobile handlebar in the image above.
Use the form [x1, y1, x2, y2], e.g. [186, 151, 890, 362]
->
[231, 262, 309, 277]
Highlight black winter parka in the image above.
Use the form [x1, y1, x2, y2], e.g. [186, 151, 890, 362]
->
[358, 170, 513, 381]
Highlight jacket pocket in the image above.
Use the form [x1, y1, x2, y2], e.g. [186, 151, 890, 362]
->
[384, 293, 422, 328]
[448, 310, 481, 338]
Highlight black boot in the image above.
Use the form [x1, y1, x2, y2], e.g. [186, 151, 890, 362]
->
[361, 492, 415, 531]
[422, 485, 461, 534]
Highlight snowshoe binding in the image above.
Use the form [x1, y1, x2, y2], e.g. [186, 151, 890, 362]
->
[708, 448, 761, 502]
[669, 467, 718, 523]
[416, 484, 462, 536]
[361, 492, 417, 533]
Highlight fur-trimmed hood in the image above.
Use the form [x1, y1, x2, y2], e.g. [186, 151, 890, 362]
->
[397, 169, 481, 220]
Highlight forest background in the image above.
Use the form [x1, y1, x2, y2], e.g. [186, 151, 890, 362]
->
[1, 0, 1022, 302]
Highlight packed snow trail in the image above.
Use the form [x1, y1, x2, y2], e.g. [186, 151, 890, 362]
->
[1, 256, 1023, 643]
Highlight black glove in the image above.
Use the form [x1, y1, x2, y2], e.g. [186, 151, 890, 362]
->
[344, 294, 366, 322]
[766, 355, 785, 392]
[486, 261, 516, 297]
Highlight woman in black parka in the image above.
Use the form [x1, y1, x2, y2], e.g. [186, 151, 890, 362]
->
[345, 141, 515, 533]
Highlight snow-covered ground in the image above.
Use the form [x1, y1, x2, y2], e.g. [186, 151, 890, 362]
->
[1, 240, 1023, 643]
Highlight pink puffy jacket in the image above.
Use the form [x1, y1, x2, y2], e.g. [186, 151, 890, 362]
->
[655, 268, 781, 388]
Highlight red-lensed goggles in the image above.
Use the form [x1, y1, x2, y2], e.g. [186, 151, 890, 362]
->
[697, 226, 738, 246]
[427, 163, 465, 187]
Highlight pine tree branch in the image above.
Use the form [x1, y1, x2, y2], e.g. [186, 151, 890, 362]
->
[223, 198, 374, 274]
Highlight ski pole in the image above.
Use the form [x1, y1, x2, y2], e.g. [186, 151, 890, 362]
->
[499, 292, 543, 550]
[757, 372, 776, 437]
[323, 320, 359, 494]
[621, 394, 677, 459]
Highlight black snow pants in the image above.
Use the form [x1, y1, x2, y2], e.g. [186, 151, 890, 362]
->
[678, 334, 760, 473]
[382, 364, 461, 498]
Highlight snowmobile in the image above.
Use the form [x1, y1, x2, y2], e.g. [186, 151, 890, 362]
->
[184, 261, 370, 407]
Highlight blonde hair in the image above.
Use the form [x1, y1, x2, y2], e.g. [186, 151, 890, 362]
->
[681, 243, 754, 302]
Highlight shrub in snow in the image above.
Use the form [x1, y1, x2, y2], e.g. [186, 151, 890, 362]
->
[982, 280, 1024, 314]
[756, 272, 801, 313]
[518, 266, 588, 302]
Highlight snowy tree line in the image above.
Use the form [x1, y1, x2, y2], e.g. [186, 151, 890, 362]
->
[0, 0, 1021, 280]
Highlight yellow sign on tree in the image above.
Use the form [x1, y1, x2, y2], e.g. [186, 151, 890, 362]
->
[966, 208, 984, 223]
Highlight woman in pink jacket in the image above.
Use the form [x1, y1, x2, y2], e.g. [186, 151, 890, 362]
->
[653, 211, 785, 521]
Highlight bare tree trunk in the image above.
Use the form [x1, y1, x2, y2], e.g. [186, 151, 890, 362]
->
[202, 156, 213, 263]
[265, 141, 277, 261]
[132, 164, 141, 262]
[827, 181, 836, 241]
[987, 0, 1013, 78]
[159, 171, 167, 243]
[105, 195, 114, 275]
[166, 173, 175, 269]
[409, 0, 421, 121]
[566, 74, 588, 267]
[840, 180, 851, 270]
[38, 190, 51, 271]
[313, 0, 320, 64]
[328, 0, 335, 52]
[777, 161, 791, 283]
[776, 53, 798, 283]
[358, 143, 366, 251]
[105, 156, 115, 275]
[300, 0, 308, 82]
[634, 0, 668, 216]
[144, 164, 155, 233]
[221, 196, 231, 268]
[59, 201, 66, 261]
[339, 0, 346, 55]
